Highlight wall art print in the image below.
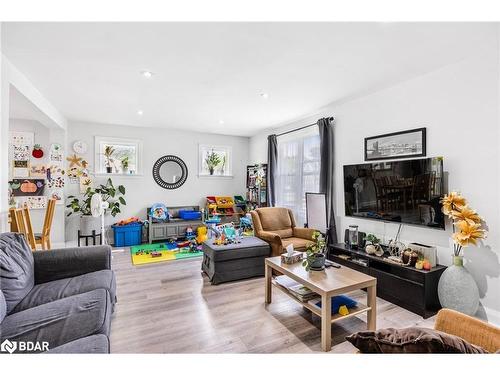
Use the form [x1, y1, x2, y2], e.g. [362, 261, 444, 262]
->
[9, 179, 45, 197]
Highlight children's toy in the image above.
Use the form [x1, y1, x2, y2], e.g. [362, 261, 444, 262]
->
[115, 217, 141, 226]
[149, 203, 169, 222]
[239, 215, 253, 236]
[185, 226, 196, 240]
[150, 251, 162, 258]
[196, 226, 208, 244]
[338, 305, 349, 316]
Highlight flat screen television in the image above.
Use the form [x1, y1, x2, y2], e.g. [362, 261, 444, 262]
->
[343, 157, 445, 229]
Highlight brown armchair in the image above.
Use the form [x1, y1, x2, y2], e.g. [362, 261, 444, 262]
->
[250, 207, 316, 256]
[434, 308, 500, 353]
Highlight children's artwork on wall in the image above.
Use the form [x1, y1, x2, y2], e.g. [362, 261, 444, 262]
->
[9, 179, 45, 197]
[13, 160, 29, 177]
[198, 144, 232, 176]
[10, 131, 34, 146]
[26, 196, 48, 209]
[66, 153, 83, 168]
[49, 143, 63, 162]
[46, 164, 65, 177]
[29, 164, 47, 178]
[80, 176, 93, 193]
[31, 144, 44, 159]
[47, 176, 65, 189]
[13, 145, 30, 161]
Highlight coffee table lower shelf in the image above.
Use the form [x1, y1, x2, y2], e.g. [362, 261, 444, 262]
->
[271, 279, 372, 323]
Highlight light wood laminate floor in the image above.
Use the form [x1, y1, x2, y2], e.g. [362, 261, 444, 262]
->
[110, 249, 435, 353]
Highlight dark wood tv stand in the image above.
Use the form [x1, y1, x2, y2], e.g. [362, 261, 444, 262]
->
[328, 243, 446, 318]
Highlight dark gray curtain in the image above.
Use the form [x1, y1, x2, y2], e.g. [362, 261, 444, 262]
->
[318, 118, 338, 243]
[267, 134, 278, 206]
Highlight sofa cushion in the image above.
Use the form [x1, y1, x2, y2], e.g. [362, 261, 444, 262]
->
[0, 290, 6, 323]
[282, 237, 314, 251]
[0, 233, 35, 314]
[346, 327, 489, 354]
[0, 288, 111, 352]
[47, 334, 110, 354]
[12, 270, 116, 313]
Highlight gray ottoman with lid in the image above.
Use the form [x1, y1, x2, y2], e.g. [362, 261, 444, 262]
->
[202, 236, 271, 284]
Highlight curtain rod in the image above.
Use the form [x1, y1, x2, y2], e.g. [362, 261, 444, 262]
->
[275, 117, 334, 137]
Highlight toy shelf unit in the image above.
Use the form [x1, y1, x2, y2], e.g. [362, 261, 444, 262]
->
[147, 205, 203, 244]
[205, 196, 245, 225]
[246, 164, 267, 209]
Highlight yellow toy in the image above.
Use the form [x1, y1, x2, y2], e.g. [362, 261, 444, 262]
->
[338, 305, 349, 316]
[196, 226, 208, 244]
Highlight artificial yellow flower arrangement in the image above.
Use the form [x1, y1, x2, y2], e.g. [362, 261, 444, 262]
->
[441, 192, 487, 256]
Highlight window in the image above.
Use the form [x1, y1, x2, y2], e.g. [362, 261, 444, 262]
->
[198, 144, 232, 177]
[95, 136, 143, 175]
[276, 126, 321, 226]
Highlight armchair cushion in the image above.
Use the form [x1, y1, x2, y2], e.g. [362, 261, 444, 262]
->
[33, 245, 111, 284]
[0, 233, 35, 314]
[293, 227, 316, 240]
[12, 270, 116, 313]
[282, 237, 314, 252]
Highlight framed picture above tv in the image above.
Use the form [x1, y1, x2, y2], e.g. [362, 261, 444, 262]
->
[365, 127, 426, 161]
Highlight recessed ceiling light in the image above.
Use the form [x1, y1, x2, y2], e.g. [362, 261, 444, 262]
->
[260, 93, 269, 99]
[141, 71, 153, 78]
[219, 120, 225, 125]
[137, 110, 144, 116]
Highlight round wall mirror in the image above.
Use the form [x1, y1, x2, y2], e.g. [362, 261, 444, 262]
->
[152, 155, 188, 189]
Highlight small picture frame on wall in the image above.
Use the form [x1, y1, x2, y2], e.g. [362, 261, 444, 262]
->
[364, 127, 426, 161]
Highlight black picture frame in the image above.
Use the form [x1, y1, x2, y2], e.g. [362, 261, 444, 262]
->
[364, 127, 426, 161]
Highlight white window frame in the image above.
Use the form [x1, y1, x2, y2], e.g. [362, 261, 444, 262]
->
[94, 136, 143, 176]
[198, 144, 233, 177]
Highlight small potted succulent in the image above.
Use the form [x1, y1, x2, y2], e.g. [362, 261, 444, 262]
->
[302, 231, 327, 271]
[364, 233, 382, 255]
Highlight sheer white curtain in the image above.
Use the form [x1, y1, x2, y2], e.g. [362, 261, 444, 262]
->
[275, 126, 321, 227]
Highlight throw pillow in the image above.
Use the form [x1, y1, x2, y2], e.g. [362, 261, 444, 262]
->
[346, 327, 489, 354]
[0, 233, 35, 314]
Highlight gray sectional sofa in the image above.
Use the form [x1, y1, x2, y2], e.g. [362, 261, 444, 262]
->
[0, 232, 116, 353]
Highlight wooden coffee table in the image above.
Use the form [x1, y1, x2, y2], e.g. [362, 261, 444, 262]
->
[265, 256, 377, 351]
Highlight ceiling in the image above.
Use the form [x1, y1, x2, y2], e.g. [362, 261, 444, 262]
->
[2, 22, 495, 136]
[9, 86, 56, 128]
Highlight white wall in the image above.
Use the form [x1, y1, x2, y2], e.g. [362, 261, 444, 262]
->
[249, 40, 500, 323]
[66, 121, 249, 242]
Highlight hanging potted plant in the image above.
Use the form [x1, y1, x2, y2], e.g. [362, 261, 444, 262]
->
[437, 192, 487, 315]
[302, 231, 327, 271]
[104, 145, 115, 173]
[66, 178, 126, 236]
[205, 149, 221, 175]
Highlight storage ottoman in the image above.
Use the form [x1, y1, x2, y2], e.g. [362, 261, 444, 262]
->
[202, 236, 271, 284]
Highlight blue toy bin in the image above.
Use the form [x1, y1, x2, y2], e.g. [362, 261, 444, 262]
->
[112, 222, 143, 247]
[179, 210, 202, 220]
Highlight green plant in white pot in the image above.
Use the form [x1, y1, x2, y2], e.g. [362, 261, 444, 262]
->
[302, 231, 327, 271]
[67, 178, 126, 236]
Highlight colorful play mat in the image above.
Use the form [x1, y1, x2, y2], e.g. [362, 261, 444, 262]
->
[130, 242, 203, 266]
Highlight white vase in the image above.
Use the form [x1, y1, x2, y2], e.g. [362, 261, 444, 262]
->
[438, 256, 479, 316]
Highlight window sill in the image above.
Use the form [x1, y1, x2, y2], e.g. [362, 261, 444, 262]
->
[198, 174, 234, 179]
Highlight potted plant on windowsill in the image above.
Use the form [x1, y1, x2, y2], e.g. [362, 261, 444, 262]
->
[205, 149, 221, 175]
[302, 231, 327, 271]
[104, 145, 116, 173]
[121, 156, 129, 174]
[66, 178, 126, 236]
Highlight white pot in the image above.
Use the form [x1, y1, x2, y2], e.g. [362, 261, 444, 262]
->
[80, 215, 101, 236]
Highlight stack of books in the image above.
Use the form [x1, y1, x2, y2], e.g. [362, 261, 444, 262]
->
[274, 275, 319, 302]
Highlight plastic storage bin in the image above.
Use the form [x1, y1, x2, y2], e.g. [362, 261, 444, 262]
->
[179, 210, 202, 220]
[112, 222, 143, 247]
